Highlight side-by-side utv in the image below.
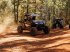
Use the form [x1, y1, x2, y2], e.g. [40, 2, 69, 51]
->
[52, 19, 64, 29]
[17, 14, 50, 36]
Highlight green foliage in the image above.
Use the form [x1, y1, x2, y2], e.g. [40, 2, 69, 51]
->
[0, 1, 7, 11]
[0, 0, 70, 26]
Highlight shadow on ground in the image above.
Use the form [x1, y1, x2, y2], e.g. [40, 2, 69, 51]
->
[5, 28, 69, 38]
[0, 28, 69, 52]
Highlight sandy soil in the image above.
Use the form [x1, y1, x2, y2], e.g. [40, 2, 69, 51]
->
[0, 26, 70, 52]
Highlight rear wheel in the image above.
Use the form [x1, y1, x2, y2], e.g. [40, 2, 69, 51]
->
[43, 26, 50, 34]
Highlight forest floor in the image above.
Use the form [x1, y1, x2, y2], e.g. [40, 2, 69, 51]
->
[0, 25, 70, 52]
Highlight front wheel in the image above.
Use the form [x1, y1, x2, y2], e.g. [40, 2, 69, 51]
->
[30, 27, 37, 36]
[17, 26, 23, 33]
[69, 24, 70, 29]
[43, 26, 50, 34]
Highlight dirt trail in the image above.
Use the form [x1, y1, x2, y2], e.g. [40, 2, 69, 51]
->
[0, 27, 70, 52]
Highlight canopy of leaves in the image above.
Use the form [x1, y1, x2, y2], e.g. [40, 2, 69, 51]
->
[0, 0, 70, 25]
